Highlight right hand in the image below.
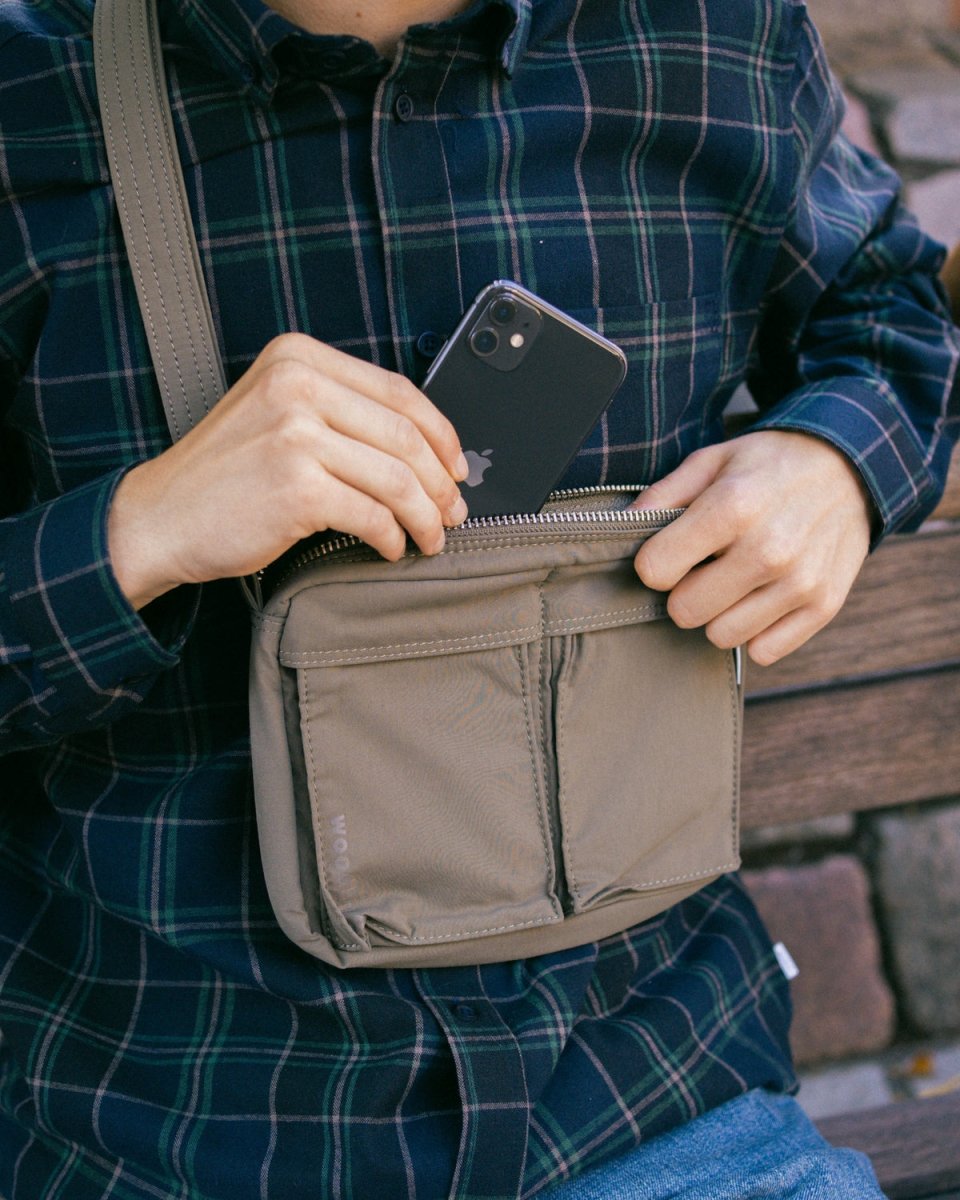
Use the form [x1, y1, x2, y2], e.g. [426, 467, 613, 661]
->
[108, 333, 470, 610]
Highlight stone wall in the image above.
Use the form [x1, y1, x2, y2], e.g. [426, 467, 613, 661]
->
[743, 801, 960, 1068]
[807, 0, 952, 70]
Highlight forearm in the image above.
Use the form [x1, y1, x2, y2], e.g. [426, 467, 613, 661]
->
[748, 21, 960, 539]
[750, 218, 959, 544]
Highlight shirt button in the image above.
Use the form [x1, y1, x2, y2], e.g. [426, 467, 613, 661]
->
[238, 61, 258, 86]
[416, 331, 444, 359]
[453, 1003, 478, 1022]
[394, 93, 415, 122]
[319, 50, 347, 75]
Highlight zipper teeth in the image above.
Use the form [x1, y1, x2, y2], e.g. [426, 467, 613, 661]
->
[462, 504, 678, 529]
[271, 485, 676, 584]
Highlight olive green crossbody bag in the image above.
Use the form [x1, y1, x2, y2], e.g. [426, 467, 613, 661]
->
[94, 0, 743, 969]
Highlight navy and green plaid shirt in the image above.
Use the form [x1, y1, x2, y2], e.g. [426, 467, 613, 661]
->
[1, 0, 958, 1196]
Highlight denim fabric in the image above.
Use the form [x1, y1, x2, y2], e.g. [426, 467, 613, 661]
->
[540, 1090, 886, 1200]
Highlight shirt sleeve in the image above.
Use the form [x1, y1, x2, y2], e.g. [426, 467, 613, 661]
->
[747, 10, 960, 543]
[0, 455, 199, 754]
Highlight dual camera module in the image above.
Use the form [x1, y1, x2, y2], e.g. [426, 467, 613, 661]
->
[467, 291, 543, 373]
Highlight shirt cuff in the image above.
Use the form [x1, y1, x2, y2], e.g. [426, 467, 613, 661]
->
[5, 469, 198, 727]
[748, 377, 939, 546]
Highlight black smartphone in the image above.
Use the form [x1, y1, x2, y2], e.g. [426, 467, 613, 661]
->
[422, 281, 627, 516]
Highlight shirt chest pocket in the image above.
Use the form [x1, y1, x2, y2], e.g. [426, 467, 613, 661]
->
[559, 294, 727, 484]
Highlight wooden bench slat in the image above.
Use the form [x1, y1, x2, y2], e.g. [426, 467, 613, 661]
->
[817, 1092, 960, 1199]
[740, 665, 960, 829]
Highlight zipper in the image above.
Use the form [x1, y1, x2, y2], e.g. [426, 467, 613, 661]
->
[261, 485, 682, 597]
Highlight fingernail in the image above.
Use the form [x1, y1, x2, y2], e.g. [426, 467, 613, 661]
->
[446, 495, 468, 525]
[454, 453, 470, 482]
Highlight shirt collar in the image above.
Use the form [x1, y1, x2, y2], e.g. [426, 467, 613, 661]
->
[168, 0, 533, 99]
[497, 0, 533, 77]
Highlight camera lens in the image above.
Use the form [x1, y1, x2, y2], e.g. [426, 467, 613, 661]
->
[470, 327, 499, 357]
[489, 297, 517, 326]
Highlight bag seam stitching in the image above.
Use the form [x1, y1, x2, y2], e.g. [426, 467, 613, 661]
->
[279, 604, 670, 665]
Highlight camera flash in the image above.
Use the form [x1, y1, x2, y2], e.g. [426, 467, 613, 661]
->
[510, 333, 525, 348]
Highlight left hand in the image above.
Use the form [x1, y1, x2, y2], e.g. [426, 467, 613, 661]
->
[631, 430, 873, 666]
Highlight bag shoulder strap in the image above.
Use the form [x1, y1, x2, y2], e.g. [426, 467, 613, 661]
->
[93, 0, 226, 441]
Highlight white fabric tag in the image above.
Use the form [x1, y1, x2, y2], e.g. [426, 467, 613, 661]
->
[773, 942, 800, 981]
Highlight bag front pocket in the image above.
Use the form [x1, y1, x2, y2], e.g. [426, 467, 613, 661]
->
[279, 573, 563, 950]
[541, 560, 741, 914]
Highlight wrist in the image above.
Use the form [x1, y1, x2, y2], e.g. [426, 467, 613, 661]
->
[108, 462, 183, 610]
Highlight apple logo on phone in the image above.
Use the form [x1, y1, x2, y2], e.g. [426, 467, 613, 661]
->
[463, 449, 493, 487]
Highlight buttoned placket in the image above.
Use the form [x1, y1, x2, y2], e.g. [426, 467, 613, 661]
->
[367, 35, 533, 1199]
[413, 967, 531, 1199]
[371, 38, 480, 381]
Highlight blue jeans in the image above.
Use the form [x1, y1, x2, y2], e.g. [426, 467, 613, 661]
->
[539, 1090, 886, 1199]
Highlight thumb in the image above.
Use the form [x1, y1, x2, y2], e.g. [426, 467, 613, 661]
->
[630, 444, 729, 511]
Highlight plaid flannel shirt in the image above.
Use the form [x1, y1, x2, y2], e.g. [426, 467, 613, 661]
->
[1, 0, 957, 1196]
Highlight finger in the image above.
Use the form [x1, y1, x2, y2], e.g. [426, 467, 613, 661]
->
[699, 559, 845, 662]
[629, 444, 728, 511]
[257, 334, 469, 482]
[311, 376, 468, 526]
[313, 428, 448, 557]
[663, 521, 810, 629]
[663, 556, 741, 630]
[632, 449, 743, 592]
[307, 470, 409, 563]
[744, 605, 832, 667]
[696, 574, 804, 649]
[634, 492, 737, 593]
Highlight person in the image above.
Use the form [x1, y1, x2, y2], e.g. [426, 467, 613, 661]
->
[0, 0, 957, 1196]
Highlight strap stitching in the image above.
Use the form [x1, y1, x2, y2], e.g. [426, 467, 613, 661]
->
[95, 0, 224, 441]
